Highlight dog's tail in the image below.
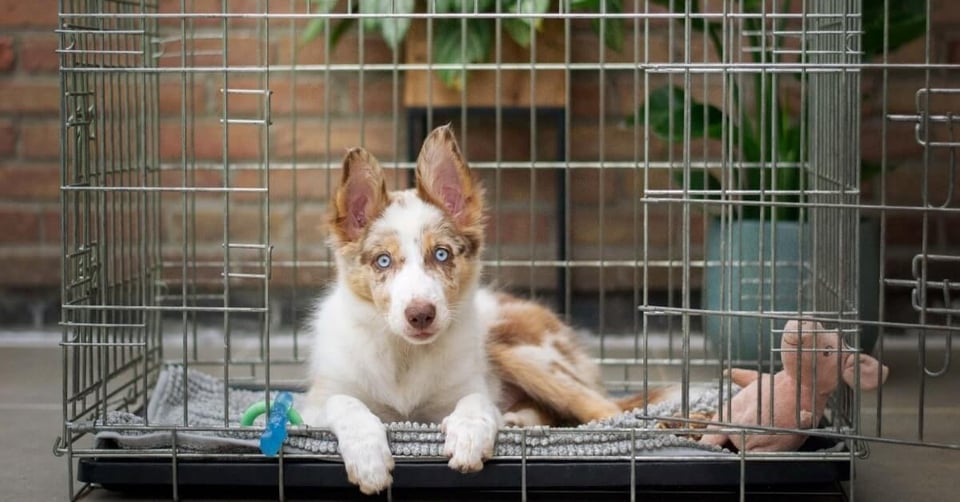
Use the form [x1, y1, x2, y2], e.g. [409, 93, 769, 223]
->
[614, 386, 674, 412]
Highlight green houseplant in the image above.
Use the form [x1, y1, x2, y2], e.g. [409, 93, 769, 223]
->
[303, 0, 625, 90]
[632, 0, 925, 363]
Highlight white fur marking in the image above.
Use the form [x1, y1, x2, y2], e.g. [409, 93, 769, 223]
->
[441, 392, 502, 472]
[323, 394, 394, 495]
[373, 192, 452, 342]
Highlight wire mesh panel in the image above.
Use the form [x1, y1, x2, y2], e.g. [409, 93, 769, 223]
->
[56, 1, 959, 500]
[58, 0, 163, 460]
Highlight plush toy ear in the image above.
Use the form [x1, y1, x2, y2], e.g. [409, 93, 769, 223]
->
[330, 148, 388, 242]
[842, 353, 889, 390]
[415, 124, 484, 230]
[782, 320, 802, 347]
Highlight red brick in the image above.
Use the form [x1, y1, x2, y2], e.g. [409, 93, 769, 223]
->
[481, 169, 556, 204]
[569, 24, 671, 65]
[271, 118, 396, 161]
[0, 163, 59, 201]
[877, 75, 960, 116]
[157, 167, 223, 204]
[931, 0, 960, 24]
[344, 75, 397, 116]
[860, 118, 922, 164]
[570, 122, 666, 161]
[273, 265, 333, 287]
[163, 203, 291, 247]
[0, 119, 14, 156]
[272, 77, 327, 115]
[570, 168, 627, 206]
[946, 39, 960, 65]
[571, 207, 640, 246]
[19, 34, 59, 73]
[159, 0, 299, 28]
[0, 0, 58, 28]
[19, 121, 60, 160]
[0, 207, 41, 243]
[156, 79, 207, 116]
[157, 36, 266, 69]
[435, 120, 559, 164]
[275, 33, 325, 66]
[159, 119, 263, 162]
[295, 204, 331, 244]
[571, 73, 602, 118]
[162, 203, 225, 245]
[486, 212, 552, 246]
[885, 37, 928, 65]
[0, 252, 60, 286]
[233, 167, 332, 202]
[213, 76, 327, 117]
[0, 36, 13, 72]
[883, 214, 924, 246]
[277, 32, 395, 66]
[41, 207, 59, 244]
[0, 79, 60, 115]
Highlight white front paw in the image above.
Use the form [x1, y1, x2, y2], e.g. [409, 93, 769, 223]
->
[337, 433, 394, 494]
[441, 413, 497, 473]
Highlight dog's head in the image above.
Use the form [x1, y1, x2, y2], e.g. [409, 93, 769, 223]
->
[329, 125, 485, 344]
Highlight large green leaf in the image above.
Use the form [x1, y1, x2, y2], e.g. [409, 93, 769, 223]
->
[434, 0, 462, 13]
[861, 0, 926, 60]
[648, 0, 721, 33]
[433, 18, 494, 90]
[361, 0, 414, 51]
[435, 0, 496, 13]
[572, 0, 625, 52]
[630, 85, 725, 141]
[503, 0, 550, 48]
[861, 160, 883, 182]
[300, 0, 340, 45]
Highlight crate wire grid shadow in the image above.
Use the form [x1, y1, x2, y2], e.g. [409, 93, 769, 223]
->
[55, 0, 960, 500]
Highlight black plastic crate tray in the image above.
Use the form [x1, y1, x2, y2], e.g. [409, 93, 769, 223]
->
[79, 435, 850, 499]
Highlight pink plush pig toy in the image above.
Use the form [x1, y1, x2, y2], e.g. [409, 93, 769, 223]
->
[700, 320, 889, 452]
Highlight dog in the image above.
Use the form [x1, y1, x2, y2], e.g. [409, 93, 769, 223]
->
[301, 125, 658, 494]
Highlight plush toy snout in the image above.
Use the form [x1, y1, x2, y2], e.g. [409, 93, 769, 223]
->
[842, 352, 889, 391]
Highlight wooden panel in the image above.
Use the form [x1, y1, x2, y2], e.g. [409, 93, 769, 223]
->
[403, 19, 567, 108]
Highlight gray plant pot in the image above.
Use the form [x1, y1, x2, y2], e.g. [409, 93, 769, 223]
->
[702, 218, 809, 367]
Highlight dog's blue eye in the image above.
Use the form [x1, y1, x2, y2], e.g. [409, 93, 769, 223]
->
[434, 247, 450, 262]
[375, 254, 392, 269]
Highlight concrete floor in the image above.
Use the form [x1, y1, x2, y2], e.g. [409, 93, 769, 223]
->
[2, 331, 958, 501]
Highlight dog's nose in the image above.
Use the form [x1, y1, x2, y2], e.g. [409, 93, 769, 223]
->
[405, 301, 436, 330]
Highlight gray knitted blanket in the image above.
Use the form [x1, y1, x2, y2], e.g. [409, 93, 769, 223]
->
[97, 365, 731, 458]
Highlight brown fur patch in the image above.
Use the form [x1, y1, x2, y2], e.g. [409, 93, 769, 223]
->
[330, 148, 389, 243]
[338, 228, 404, 309]
[412, 219, 480, 310]
[414, 125, 486, 253]
[488, 295, 564, 347]
[487, 301, 622, 426]
[489, 343, 622, 424]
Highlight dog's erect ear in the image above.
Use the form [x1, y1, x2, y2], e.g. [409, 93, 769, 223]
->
[415, 125, 483, 228]
[331, 148, 388, 242]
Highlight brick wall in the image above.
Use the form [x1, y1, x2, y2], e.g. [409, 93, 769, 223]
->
[1, 1, 958, 326]
[0, 0, 60, 315]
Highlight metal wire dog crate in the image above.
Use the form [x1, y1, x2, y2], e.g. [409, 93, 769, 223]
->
[56, 0, 959, 500]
